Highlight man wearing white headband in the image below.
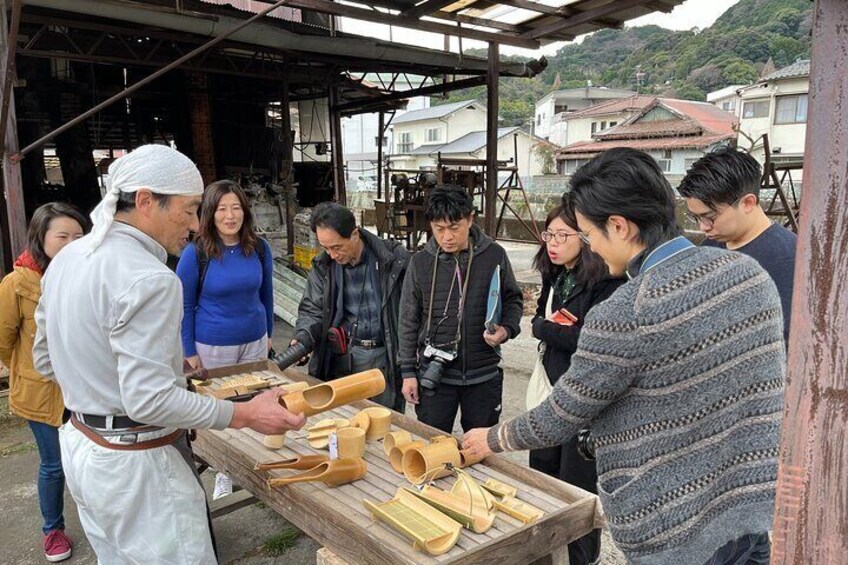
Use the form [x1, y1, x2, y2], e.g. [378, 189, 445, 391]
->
[33, 144, 305, 563]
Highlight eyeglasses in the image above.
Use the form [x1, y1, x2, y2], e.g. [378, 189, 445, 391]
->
[577, 227, 597, 245]
[687, 196, 745, 229]
[541, 230, 578, 244]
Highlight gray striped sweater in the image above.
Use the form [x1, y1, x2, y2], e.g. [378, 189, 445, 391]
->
[488, 246, 784, 564]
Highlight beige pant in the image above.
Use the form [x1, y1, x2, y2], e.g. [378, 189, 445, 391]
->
[59, 423, 216, 564]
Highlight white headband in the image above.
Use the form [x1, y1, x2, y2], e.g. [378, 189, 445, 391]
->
[87, 144, 204, 253]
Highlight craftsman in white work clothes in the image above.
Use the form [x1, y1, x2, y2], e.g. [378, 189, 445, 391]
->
[33, 144, 306, 563]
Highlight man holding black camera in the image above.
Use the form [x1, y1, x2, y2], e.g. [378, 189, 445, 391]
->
[398, 187, 523, 433]
[292, 202, 409, 412]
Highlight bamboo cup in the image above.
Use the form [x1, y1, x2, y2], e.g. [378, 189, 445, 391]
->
[383, 430, 414, 456]
[363, 407, 392, 441]
[389, 440, 426, 473]
[279, 369, 385, 417]
[402, 440, 461, 484]
[337, 427, 366, 459]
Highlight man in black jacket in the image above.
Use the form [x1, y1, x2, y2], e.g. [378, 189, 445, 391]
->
[293, 202, 409, 412]
[399, 188, 523, 433]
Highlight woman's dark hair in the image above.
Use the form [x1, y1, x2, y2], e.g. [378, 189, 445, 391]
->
[310, 202, 357, 238]
[196, 180, 258, 260]
[425, 187, 475, 222]
[27, 202, 89, 272]
[532, 196, 610, 287]
[569, 148, 681, 250]
[677, 146, 762, 210]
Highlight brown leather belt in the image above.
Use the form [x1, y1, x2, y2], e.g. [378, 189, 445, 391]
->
[71, 415, 183, 451]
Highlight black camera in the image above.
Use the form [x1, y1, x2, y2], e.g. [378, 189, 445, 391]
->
[419, 344, 457, 396]
[272, 341, 312, 372]
[575, 428, 595, 461]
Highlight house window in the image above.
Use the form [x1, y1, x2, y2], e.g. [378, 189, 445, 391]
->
[425, 127, 442, 143]
[684, 157, 699, 171]
[656, 155, 672, 173]
[609, 121, 617, 128]
[600, 121, 607, 130]
[742, 99, 770, 119]
[591, 122, 598, 134]
[721, 100, 735, 112]
[397, 132, 413, 153]
[774, 94, 808, 125]
[564, 158, 591, 174]
[537, 114, 542, 126]
[374, 135, 387, 147]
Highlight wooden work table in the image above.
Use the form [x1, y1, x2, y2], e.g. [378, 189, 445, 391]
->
[192, 362, 604, 565]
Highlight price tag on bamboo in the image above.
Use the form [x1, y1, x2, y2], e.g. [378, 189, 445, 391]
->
[328, 431, 339, 460]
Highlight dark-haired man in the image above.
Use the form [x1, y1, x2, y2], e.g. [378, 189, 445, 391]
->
[398, 187, 523, 433]
[678, 147, 796, 341]
[462, 148, 783, 565]
[293, 202, 409, 411]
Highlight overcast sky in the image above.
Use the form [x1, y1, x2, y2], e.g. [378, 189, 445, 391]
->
[340, 0, 741, 57]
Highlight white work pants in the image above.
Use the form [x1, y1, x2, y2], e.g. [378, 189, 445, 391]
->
[59, 423, 216, 564]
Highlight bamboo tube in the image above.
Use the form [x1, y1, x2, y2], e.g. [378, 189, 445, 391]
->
[254, 454, 329, 472]
[363, 407, 392, 441]
[263, 434, 286, 449]
[402, 441, 461, 484]
[350, 410, 371, 432]
[267, 457, 367, 487]
[388, 440, 425, 473]
[336, 427, 366, 459]
[279, 369, 385, 417]
[383, 430, 413, 456]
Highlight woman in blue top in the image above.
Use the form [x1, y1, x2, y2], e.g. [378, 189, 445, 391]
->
[178, 180, 274, 370]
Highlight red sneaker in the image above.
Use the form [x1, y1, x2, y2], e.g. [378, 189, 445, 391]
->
[44, 529, 72, 563]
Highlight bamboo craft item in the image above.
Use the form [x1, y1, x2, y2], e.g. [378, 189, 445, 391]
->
[263, 434, 286, 449]
[383, 430, 413, 456]
[405, 485, 497, 534]
[267, 457, 367, 487]
[402, 438, 462, 484]
[349, 410, 371, 432]
[307, 418, 351, 449]
[279, 369, 385, 417]
[336, 427, 366, 459]
[254, 454, 329, 472]
[478, 477, 544, 524]
[451, 471, 496, 512]
[363, 487, 463, 556]
[363, 407, 392, 440]
[388, 440, 426, 473]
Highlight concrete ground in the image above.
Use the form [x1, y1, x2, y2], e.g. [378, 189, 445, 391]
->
[0, 241, 627, 564]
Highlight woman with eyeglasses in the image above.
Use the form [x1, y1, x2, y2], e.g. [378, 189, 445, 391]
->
[528, 195, 624, 565]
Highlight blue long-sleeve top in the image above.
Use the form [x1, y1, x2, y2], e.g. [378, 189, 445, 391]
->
[176, 240, 274, 357]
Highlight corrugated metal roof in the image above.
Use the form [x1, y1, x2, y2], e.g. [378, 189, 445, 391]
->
[437, 126, 521, 154]
[393, 100, 481, 124]
[763, 59, 811, 82]
[557, 134, 732, 156]
[564, 95, 655, 120]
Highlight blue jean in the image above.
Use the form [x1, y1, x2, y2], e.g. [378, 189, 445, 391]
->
[704, 532, 770, 565]
[28, 420, 66, 533]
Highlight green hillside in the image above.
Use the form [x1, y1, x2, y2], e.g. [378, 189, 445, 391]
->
[436, 0, 812, 126]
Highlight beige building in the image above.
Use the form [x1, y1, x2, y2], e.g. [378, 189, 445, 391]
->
[534, 86, 636, 145]
[735, 60, 809, 163]
[390, 100, 545, 176]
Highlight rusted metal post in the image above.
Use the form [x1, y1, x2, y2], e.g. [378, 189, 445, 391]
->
[280, 80, 296, 257]
[484, 41, 499, 236]
[377, 111, 384, 200]
[0, 0, 21, 156]
[0, 0, 26, 258]
[328, 87, 346, 205]
[10, 0, 290, 162]
[771, 1, 848, 562]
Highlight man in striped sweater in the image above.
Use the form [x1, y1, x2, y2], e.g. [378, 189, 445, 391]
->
[463, 148, 783, 565]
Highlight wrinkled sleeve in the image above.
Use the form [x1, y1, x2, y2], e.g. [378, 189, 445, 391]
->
[0, 275, 20, 368]
[111, 273, 233, 430]
[293, 263, 326, 351]
[260, 239, 275, 338]
[397, 257, 422, 380]
[488, 299, 639, 452]
[32, 280, 54, 381]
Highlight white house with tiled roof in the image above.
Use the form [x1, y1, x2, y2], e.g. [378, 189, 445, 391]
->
[735, 59, 809, 163]
[534, 86, 637, 145]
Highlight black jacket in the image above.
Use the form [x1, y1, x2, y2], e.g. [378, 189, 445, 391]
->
[398, 225, 523, 387]
[294, 230, 409, 389]
[532, 271, 625, 383]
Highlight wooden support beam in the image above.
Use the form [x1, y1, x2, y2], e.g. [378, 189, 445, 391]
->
[401, 0, 458, 20]
[334, 75, 486, 113]
[280, 79, 296, 257]
[280, 0, 541, 49]
[484, 41, 498, 237]
[0, 0, 26, 258]
[523, 0, 645, 40]
[328, 88, 346, 205]
[771, 0, 848, 562]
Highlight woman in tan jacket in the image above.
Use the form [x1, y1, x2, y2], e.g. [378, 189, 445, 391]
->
[0, 202, 86, 563]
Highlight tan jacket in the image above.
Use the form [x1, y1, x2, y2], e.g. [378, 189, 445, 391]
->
[0, 266, 64, 427]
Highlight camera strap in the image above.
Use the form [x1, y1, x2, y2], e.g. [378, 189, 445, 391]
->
[425, 239, 474, 348]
